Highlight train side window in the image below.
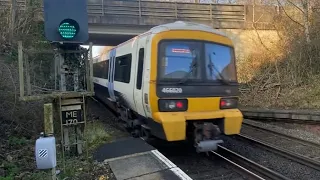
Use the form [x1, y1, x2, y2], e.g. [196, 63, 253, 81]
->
[93, 60, 109, 79]
[114, 54, 132, 83]
[93, 63, 99, 77]
[136, 48, 144, 90]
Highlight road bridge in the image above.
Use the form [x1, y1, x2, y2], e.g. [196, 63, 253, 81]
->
[3, 0, 283, 59]
[3, 0, 280, 45]
[79, 0, 278, 45]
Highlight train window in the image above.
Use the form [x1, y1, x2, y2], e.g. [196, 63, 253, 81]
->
[114, 54, 132, 83]
[136, 48, 144, 90]
[93, 60, 109, 79]
[204, 43, 236, 81]
[158, 41, 201, 80]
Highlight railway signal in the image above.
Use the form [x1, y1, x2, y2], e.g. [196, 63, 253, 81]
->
[43, 0, 88, 44]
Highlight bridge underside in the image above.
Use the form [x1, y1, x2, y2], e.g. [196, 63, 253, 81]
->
[88, 24, 152, 46]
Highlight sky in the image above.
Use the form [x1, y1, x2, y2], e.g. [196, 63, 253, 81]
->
[81, 45, 105, 57]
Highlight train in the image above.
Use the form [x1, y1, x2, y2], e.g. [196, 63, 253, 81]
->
[93, 21, 243, 152]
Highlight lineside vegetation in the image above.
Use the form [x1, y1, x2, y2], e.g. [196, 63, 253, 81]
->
[239, 0, 320, 110]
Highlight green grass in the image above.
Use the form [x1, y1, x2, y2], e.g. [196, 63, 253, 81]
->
[85, 120, 112, 151]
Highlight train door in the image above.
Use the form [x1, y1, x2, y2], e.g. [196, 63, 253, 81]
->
[133, 38, 146, 117]
[107, 49, 116, 102]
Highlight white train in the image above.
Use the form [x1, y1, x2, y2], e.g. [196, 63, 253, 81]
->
[93, 21, 243, 152]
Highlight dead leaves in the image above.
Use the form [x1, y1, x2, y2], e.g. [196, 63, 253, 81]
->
[99, 175, 109, 180]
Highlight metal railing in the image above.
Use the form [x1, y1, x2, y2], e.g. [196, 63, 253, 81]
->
[2, 0, 245, 21]
[2, 0, 279, 29]
[89, 0, 245, 22]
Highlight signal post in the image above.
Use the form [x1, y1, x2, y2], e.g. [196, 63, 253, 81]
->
[18, 0, 93, 178]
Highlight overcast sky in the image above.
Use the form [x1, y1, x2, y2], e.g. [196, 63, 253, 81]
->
[81, 45, 104, 57]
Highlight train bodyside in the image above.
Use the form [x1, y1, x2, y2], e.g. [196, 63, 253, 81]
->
[93, 21, 243, 152]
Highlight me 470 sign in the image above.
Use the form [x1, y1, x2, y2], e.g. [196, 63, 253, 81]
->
[61, 106, 83, 126]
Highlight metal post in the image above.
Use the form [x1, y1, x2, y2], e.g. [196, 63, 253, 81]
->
[44, 103, 56, 180]
[60, 53, 66, 91]
[138, 0, 141, 21]
[89, 42, 94, 93]
[175, 2, 178, 19]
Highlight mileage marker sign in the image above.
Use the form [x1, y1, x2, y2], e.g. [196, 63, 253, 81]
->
[61, 105, 83, 126]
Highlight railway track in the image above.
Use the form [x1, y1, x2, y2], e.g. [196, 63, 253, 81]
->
[92, 98, 293, 179]
[239, 122, 320, 171]
[212, 145, 290, 180]
[242, 122, 320, 148]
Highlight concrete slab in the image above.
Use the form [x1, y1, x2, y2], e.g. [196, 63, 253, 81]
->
[93, 137, 155, 162]
[311, 115, 320, 121]
[107, 150, 192, 180]
[108, 152, 168, 179]
[274, 113, 290, 119]
[292, 114, 310, 120]
[241, 108, 320, 121]
[93, 137, 192, 180]
[128, 169, 184, 180]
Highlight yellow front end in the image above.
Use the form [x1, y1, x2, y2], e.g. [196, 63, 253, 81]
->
[148, 29, 243, 142]
[152, 98, 243, 141]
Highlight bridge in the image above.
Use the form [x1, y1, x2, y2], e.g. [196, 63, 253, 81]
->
[86, 0, 279, 45]
[2, 0, 281, 46]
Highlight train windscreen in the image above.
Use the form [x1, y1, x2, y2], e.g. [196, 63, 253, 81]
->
[157, 40, 237, 83]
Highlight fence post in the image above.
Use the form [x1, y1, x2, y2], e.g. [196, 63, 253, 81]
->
[43, 103, 56, 180]
[18, 41, 25, 98]
[10, 0, 17, 44]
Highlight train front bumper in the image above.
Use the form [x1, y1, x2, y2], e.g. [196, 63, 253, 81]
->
[152, 109, 243, 141]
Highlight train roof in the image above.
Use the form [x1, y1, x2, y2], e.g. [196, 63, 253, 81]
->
[149, 21, 227, 37]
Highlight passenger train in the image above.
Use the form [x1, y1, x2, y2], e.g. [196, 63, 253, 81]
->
[93, 21, 243, 152]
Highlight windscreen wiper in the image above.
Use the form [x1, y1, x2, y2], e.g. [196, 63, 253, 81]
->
[177, 59, 197, 85]
[208, 54, 230, 85]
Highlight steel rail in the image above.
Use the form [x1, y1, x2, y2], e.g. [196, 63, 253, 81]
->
[237, 134, 320, 171]
[242, 122, 320, 148]
[212, 145, 291, 180]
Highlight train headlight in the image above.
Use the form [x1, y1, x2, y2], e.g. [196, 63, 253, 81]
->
[220, 97, 238, 109]
[158, 99, 188, 112]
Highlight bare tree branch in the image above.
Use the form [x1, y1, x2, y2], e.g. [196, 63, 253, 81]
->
[276, 0, 305, 28]
[286, 0, 305, 13]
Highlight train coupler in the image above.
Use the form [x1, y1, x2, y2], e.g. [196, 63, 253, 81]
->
[196, 139, 223, 152]
[193, 122, 223, 152]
